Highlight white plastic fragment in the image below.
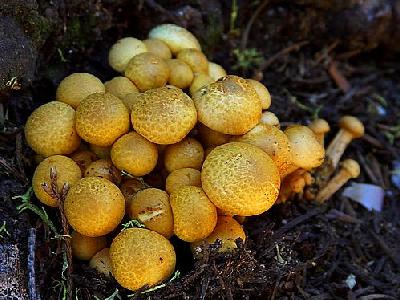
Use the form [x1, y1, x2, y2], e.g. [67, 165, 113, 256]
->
[342, 183, 384, 212]
[345, 273, 356, 289]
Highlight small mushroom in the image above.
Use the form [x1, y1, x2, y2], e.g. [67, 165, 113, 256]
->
[208, 62, 227, 81]
[246, 79, 271, 110]
[108, 37, 148, 72]
[189, 73, 214, 96]
[143, 39, 172, 59]
[316, 159, 360, 203]
[308, 118, 330, 146]
[176, 48, 209, 74]
[325, 116, 364, 169]
[259, 111, 280, 128]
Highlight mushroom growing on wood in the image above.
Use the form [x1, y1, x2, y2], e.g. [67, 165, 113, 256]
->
[325, 116, 364, 169]
[316, 159, 360, 203]
[308, 118, 330, 146]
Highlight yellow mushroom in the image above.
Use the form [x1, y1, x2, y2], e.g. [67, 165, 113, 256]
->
[143, 39, 172, 59]
[208, 62, 227, 81]
[108, 37, 148, 72]
[308, 118, 330, 146]
[246, 79, 271, 110]
[259, 111, 280, 128]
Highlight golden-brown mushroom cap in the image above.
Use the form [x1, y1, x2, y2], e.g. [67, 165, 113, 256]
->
[165, 59, 194, 89]
[111, 132, 158, 177]
[198, 123, 230, 147]
[75, 93, 130, 146]
[164, 137, 204, 173]
[84, 158, 121, 185]
[232, 124, 292, 177]
[121, 91, 141, 112]
[130, 86, 197, 144]
[108, 37, 148, 72]
[176, 48, 209, 74]
[124, 52, 170, 92]
[341, 158, 361, 178]
[284, 125, 325, 170]
[308, 118, 330, 136]
[64, 177, 125, 237]
[89, 248, 112, 277]
[71, 231, 107, 261]
[208, 62, 227, 81]
[165, 168, 201, 194]
[32, 155, 81, 207]
[70, 150, 97, 176]
[104, 77, 138, 100]
[143, 39, 172, 60]
[259, 111, 280, 127]
[189, 73, 214, 96]
[339, 116, 365, 138]
[56, 73, 105, 108]
[201, 142, 280, 216]
[148, 24, 201, 54]
[25, 101, 81, 157]
[109, 228, 176, 291]
[246, 79, 271, 110]
[193, 75, 262, 135]
[89, 144, 111, 159]
[128, 188, 174, 238]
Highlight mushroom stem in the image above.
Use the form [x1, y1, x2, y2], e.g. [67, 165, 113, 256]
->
[278, 169, 312, 202]
[308, 118, 330, 146]
[325, 116, 364, 169]
[316, 159, 360, 203]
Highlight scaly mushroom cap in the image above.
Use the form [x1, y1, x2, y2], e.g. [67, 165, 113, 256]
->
[104, 77, 138, 100]
[32, 155, 81, 207]
[201, 142, 280, 216]
[109, 228, 176, 291]
[341, 159, 361, 178]
[128, 188, 174, 238]
[76, 93, 130, 146]
[208, 62, 227, 81]
[84, 158, 121, 185]
[170, 186, 217, 242]
[143, 39, 172, 59]
[246, 79, 271, 110]
[108, 37, 148, 72]
[165, 168, 201, 194]
[193, 75, 262, 135]
[111, 132, 158, 177]
[89, 248, 112, 277]
[164, 137, 204, 172]
[232, 124, 292, 177]
[124, 52, 170, 92]
[56, 73, 105, 108]
[149, 24, 201, 54]
[130, 86, 197, 144]
[339, 116, 365, 138]
[71, 231, 107, 261]
[25, 101, 81, 157]
[284, 125, 325, 170]
[64, 177, 125, 237]
[176, 48, 209, 74]
[166, 59, 194, 89]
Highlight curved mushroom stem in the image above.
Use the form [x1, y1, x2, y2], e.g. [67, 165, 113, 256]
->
[325, 116, 364, 169]
[278, 169, 313, 202]
[316, 159, 360, 203]
[309, 118, 330, 147]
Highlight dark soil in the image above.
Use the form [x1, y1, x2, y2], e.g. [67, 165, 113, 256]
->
[1, 1, 400, 299]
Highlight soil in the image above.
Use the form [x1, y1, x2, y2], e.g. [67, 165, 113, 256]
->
[1, 1, 400, 299]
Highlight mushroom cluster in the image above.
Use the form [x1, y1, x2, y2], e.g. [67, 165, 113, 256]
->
[24, 23, 362, 292]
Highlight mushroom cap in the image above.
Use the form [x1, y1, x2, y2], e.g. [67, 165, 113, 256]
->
[201, 142, 280, 216]
[208, 62, 227, 81]
[339, 116, 364, 138]
[130, 86, 197, 144]
[121, 91, 141, 112]
[71, 150, 98, 176]
[128, 188, 174, 238]
[124, 52, 170, 92]
[111, 132, 158, 177]
[308, 118, 330, 135]
[170, 186, 217, 242]
[89, 248, 112, 277]
[56, 73, 105, 108]
[189, 73, 214, 96]
[191, 216, 245, 254]
[32, 155, 81, 207]
[108, 37, 148, 72]
[71, 231, 107, 261]
[164, 137, 204, 173]
[148, 24, 201, 54]
[76, 93, 130, 146]
[284, 125, 325, 170]
[104, 77, 138, 100]
[64, 177, 125, 237]
[165, 168, 201, 194]
[25, 101, 81, 157]
[193, 75, 262, 135]
[143, 39, 172, 59]
[176, 48, 209, 74]
[232, 124, 292, 177]
[165, 59, 194, 89]
[89, 144, 111, 159]
[84, 158, 121, 185]
[246, 79, 271, 110]
[109, 228, 176, 291]
[341, 159, 360, 178]
[259, 111, 280, 127]
[198, 123, 230, 147]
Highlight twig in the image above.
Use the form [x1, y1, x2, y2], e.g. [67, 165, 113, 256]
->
[328, 60, 351, 93]
[28, 228, 40, 300]
[42, 167, 73, 300]
[368, 229, 400, 268]
[241, 0, 270, 50]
